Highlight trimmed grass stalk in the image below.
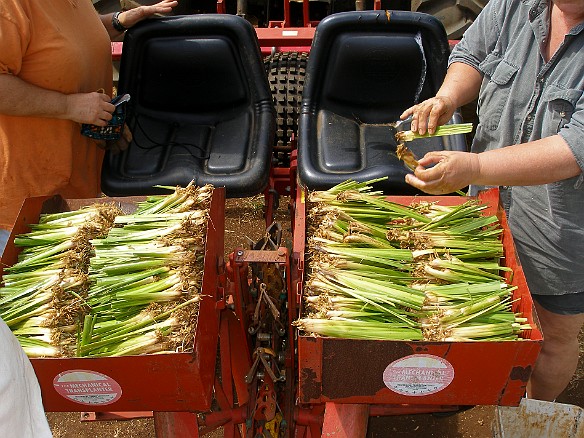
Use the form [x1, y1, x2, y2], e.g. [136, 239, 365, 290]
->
[76, 184, 213, 357]
[395, 123, 474, 143]
[298, 178, 531, 342]
[1, 182, 214, 357]
[0, 204, 121, 356]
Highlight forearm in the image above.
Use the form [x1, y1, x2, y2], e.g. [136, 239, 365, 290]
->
[100, 13, 125, 40]
[0, 74, 69, 119]
[475, 135, 581, 186]
[407, 135, 581, 195]
[436, 62, 483, 109]
[99, 1, 178, 40]
[0, 73, 114, 125]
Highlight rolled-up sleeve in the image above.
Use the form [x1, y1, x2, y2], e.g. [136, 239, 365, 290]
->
[448, 0, 510, 71]
[559, 93, 584, 178]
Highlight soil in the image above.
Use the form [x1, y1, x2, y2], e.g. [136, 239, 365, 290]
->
[46, 195, 584, 437]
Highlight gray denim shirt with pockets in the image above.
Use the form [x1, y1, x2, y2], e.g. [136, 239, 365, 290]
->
[449, 0, 584, 295]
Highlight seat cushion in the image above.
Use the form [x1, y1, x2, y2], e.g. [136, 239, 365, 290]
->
[101, 14, 275, 198]
[298, 11, 467, 194]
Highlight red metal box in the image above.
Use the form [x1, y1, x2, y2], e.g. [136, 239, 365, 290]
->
[292, 187, 543, 407]
[0, 188, 226, 413]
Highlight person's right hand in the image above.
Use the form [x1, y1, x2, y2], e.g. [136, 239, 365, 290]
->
[405, 150, 479, 194]
[399, 95, 456, 135]
[65, 92, 115, 126]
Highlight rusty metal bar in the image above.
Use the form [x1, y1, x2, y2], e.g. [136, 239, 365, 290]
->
[234, 249, 288, 264]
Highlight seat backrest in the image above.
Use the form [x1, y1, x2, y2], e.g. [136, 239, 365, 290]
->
[298, 10, 467, 193]
[101, 14, 275, 197]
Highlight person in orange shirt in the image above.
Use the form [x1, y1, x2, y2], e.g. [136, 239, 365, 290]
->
[0, 0, 178, 258]
[0, 1, 177, 436]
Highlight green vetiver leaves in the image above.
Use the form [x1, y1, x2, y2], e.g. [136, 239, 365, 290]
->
[0, 182, 214, 357]
[295, 178, 531, 342]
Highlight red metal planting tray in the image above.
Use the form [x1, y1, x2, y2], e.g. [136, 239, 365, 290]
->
[0, 188, 226, 413]
[291, 187, 543, 409]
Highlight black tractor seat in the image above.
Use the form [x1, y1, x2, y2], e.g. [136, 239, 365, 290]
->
[101, 14, 276, 198]
[297, 10, 467, 194]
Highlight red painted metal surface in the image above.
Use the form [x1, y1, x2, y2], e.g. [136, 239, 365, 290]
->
[294, 187, 543, 408]
[154, 412, 200, 438]
[222, 309, 252, 407]
[111, 42, 123, 60]
[368, 404, 461, 415]
[321, 403, 369, 438]
[1, 189, 226, 413]
[216, 0, 225, 14]
[253, 27, 315, 49]
[294, 404, 324, 437]
[291, 183, 306, 308]
[108, 27, 315, 60]
[80, 411, 152, 421]
[227, 246, 297, 436]
[226, 250, 253, 361]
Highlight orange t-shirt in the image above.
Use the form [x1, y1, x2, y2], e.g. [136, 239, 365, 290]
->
[0, 0, 112, 230]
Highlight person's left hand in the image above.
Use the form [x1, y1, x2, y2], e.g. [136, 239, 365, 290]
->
[96, 124, 133, 154]
[119, 0, 178, 28]
[405, 150, 480, 195]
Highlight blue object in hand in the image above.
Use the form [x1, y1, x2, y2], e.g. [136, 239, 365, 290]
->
[81, 94, 130, 141]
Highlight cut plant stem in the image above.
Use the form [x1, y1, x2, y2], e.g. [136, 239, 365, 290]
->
[395, 123, 473, 143]
[299, 178, 531, 342]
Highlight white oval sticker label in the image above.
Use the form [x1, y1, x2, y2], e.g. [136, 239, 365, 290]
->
[53, 370, 122, 406]
[383, 354, 454, 396]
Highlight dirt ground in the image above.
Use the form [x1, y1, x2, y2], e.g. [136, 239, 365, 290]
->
[46, 195, 584, 437]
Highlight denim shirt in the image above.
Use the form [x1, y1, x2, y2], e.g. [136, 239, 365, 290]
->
[450, 0, 584, 295]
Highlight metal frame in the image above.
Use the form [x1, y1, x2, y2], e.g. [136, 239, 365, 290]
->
[291, 185, 543, 436]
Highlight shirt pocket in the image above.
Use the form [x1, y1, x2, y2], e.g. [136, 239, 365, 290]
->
[542, 85, 581, 136]
[477, 54, 519, 131]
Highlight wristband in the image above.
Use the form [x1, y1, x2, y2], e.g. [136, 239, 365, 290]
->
[112, 12, 127, 33]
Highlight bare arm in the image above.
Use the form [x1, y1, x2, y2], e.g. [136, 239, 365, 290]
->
[100, 0, 178, 39]
[400, 62, 483, 135]
[0, 1, 178, 125]
[405, 135, 581, 194]
[0, 74, 114, 125]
